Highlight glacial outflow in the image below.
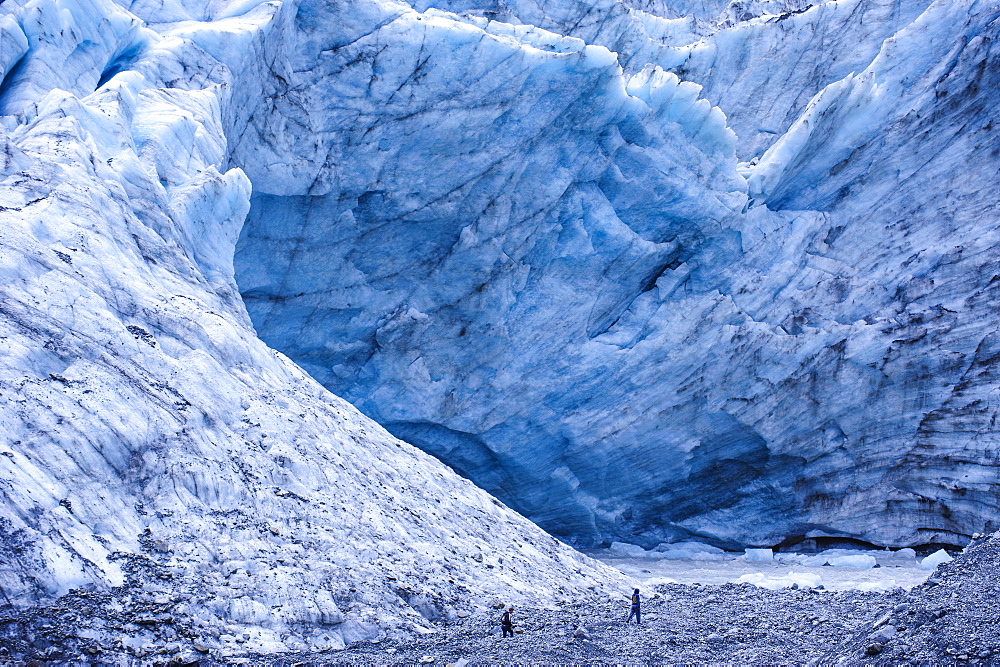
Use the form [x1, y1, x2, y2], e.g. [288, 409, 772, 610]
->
[236, 0, 1000, 550]
[0, 0, 629, 653]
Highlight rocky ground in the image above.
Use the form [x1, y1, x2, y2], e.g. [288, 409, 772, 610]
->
[834, 533, 1000, 665]
[3, 535, 999, 665]
[0, 581, 894, 665]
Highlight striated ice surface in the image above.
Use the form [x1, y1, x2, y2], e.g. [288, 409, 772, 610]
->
[235, 0, 749, 546]
[4, 0, 1000, 636]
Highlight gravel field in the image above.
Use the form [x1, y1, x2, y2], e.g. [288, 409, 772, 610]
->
[3, 535, 999, 665]
[249, 584, 902, 666]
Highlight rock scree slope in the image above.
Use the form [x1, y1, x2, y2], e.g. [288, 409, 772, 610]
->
[825, 532, 1000, 664]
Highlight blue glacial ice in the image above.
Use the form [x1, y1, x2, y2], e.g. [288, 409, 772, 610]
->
[0, 0, 630, 651]
[235, 0, 1000, 550]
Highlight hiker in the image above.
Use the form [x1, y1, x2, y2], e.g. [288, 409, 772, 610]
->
[626, 588, 641, 624]
[501, 606, 515, 637]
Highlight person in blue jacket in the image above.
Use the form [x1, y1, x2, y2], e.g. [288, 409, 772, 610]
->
[626, 588, 641, 624]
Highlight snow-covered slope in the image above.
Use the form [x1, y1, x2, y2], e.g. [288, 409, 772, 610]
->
[0, 0, 629, 653]
[235, 0, 1000, 550]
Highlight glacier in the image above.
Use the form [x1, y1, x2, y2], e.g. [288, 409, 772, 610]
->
[2, 0, 1000, 653]
[234, 0, 1000, 551]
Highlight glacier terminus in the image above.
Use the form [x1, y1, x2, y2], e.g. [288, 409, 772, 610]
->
[0, 0, 999, 658]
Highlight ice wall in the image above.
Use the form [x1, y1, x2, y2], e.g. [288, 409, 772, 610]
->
[0, 0, 629, 652]
[233, 1, 748, 544]
[236, 0, 1000, 550]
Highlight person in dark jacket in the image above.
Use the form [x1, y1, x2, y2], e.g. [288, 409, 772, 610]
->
[501, 606, 515, 637]
[626, 588, 641, 624]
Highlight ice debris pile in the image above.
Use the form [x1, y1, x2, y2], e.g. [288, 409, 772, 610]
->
[234, 0, 1000, 550]
[610, 540, 726, 560]
[0, 0, 631, 654]
[738, 570, 824, 591]
[594, 539, 934, 593]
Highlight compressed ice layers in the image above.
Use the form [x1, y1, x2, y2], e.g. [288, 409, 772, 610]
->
[235, 0, 1000, 550]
